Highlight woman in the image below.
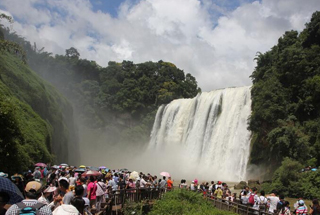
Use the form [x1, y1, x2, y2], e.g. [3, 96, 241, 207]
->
[310, 199, 320, 215]
[38, 185, 60, 211]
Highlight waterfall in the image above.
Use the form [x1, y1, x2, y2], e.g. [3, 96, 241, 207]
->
[149, 86, 251, 181]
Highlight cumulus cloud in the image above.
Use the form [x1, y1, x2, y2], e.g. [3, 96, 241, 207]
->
[0, 0, 320, 91]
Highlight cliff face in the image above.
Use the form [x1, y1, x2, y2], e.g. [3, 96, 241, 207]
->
[0, 52, 78, 173]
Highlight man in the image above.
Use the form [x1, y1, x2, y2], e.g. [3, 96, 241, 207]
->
[251, 187, 260, 213]
[87, 176, 97, 209]
[159, 176, 167, 189]
[58, 178, 73, 205]
[267, 190, 280, 214]
[0, 192, 10, 215]
[5, 181, 52, 215]
[33, 167, 41, 181]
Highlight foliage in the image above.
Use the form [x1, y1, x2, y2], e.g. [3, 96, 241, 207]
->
[0, 51, 76, 172]
[149, 189, 237, 215]
[261, 158, 320, 200]
[249, 11, 320, 174]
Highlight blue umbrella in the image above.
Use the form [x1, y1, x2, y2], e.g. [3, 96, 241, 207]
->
[0, 177, 24, 204]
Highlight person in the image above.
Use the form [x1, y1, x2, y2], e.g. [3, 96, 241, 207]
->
[258, 190, 268, 212]
[167, 177, 173, 190]
[179, 179, 188, 189]
[95, 176, 107, 212]
[277, 194, 285, 212]
[190, 181, 197, 191]
[241, 191, 249, 205]
[74, 185, 90, 215]
[37, 185, 60, 210]
[80, 178, 87, 197]
[59, 178, 74, 205]
[5, 181, 52, 215]
[310, 199, 320, 215]
[251, 187, 260, 213]
[214, 187, 223, 199]
[267, 190, 280, 214]
[0, 192, 10, 215]
[159, 177, 167, 190]
[278, 201, 290, 215]
[295, 200, 308, 215]
[87, 176, 97, 209]
[33, 167, 42, 181]
[68, 172, 76, 191]
[11, 175, 25, 197]
[70, 197, 85, 214]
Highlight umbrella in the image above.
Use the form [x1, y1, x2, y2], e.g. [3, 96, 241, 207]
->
[0, 177, 24, 204]
[60, 163, 68, 167]
[99, 166, 106, 169]
[82, 170, 101, 177]
[120, 168, 128, 172]
[160, 172, 171, 177]
[75, 168, 86, 173]
[88, 166, 99, 171]
[79, 165, 86, 168]
[35, 163, 47, 167]
[51, 165, 59, 169]
[129, 171, 139, 180]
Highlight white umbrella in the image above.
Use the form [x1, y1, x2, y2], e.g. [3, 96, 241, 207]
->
[129, 171, 139, 180]
[160, 172, 171, 177]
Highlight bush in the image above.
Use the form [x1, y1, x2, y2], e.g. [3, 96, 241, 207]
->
[148, 189, 236, 215]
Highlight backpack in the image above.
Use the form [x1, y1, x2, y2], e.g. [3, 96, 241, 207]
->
[248, 193, 255, 206]
[259, 196, 267, 210]
[17, 202, 45, 215]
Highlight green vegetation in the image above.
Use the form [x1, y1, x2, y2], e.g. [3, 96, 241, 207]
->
[147, 189, 236, 215]
[249, 11, 320, 198]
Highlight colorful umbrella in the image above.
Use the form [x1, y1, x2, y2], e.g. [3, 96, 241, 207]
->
[160, 172, 171, 177]
[120, 168, 128, 172]
[75, 168, 86, 173]
[129, 171, 139, 180]
[82, 170, 101, 177]
[11, 174, 24, 181]
[0, 177, 24, 204]
[79, 165, 86, 168]
[60, 163, 68, 167]
[35, 163, 47, 167]
[99, 166, 106, 169]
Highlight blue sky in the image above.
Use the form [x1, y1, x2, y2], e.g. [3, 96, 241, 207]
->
[0, 0, 319, 91]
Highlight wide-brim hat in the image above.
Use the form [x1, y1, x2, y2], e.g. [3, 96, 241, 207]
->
[44, 186, 57, 193]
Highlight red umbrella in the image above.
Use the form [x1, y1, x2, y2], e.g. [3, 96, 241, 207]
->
[82, 170, 101, 177]
[35, 163, 47, 167]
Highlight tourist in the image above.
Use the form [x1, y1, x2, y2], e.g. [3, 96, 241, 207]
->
[5, 181, 52, 215]
[309, 199, 320, 215]
[214, 187, 223, 199]
[167, 177, 173, 191]
[278, 201, 291, 215]
[59, 178, 74, 205]
[68, 172, 76, 191]
[70, 197, 85, 214]
[52, 204, 79, 215]
[0, 192, 10, 215]
[267, 190, 280, 214]
[95, 176, 107, 212]
[294, 200, 308, 215]
[74, 185, 90, 214]
[33, 167, 42, 182]
[37, 185, 59, 210]
[258, 190, 268, 212]
[251, 187, 260, 213]
[159, 176, 167, 189]
[241, 191, 249, 205]
[87, 176, 97, 209]
[190, 181, 197, 191]
[179, 179, 188, 189]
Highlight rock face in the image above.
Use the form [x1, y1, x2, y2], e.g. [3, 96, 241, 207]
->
[248, 179, 260, 189]
[234, 181, 247, 190]
[0, 52, 79, 171]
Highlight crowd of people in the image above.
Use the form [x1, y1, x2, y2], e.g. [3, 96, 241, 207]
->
[1, 165, 320, 215]
[178, 180, 320, 215]
[0, 165, 174, 215]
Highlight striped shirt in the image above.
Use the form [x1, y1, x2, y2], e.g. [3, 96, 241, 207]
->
[296, 205, 308, 215]
[5, 199, 52, 215]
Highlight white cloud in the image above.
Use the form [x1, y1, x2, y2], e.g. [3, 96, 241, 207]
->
[1, 0, 320, 91]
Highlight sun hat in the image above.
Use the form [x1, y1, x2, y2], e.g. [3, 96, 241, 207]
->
[44, 186, 57, 193]
[0, 172, 8, 177]
[53, 204, 79, 215]
[25, 181, 42, 192]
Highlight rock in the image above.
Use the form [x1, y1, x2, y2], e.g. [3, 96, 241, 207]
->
[234, 181, 247, 189]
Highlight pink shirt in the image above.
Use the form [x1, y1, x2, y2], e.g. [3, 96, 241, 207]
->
[87, 182, 97, 200]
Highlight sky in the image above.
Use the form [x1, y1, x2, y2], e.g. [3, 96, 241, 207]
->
[1, 0, 320, 91]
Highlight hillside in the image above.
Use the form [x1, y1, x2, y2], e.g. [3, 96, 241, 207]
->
[0, 51, 78, 173]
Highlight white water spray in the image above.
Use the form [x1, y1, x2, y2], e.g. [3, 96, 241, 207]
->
[149, 86, 252, 181]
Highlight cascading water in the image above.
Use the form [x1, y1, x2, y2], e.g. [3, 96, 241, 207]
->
[149, 86, 251, 181]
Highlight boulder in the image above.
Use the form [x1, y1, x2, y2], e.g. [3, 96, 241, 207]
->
[234, 181, 247, 189]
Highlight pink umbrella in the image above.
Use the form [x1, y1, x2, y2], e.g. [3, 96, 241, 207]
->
[160, 172, 171, 177]
[35, 163, 47, 167]
[82, 170, 101, 177]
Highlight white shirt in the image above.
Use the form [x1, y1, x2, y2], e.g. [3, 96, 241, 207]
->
[268, 196, 279, 213]
[140, 178, 147, 188]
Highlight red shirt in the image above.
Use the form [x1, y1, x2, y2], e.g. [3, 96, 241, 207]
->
[87, 182, 97, 200]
